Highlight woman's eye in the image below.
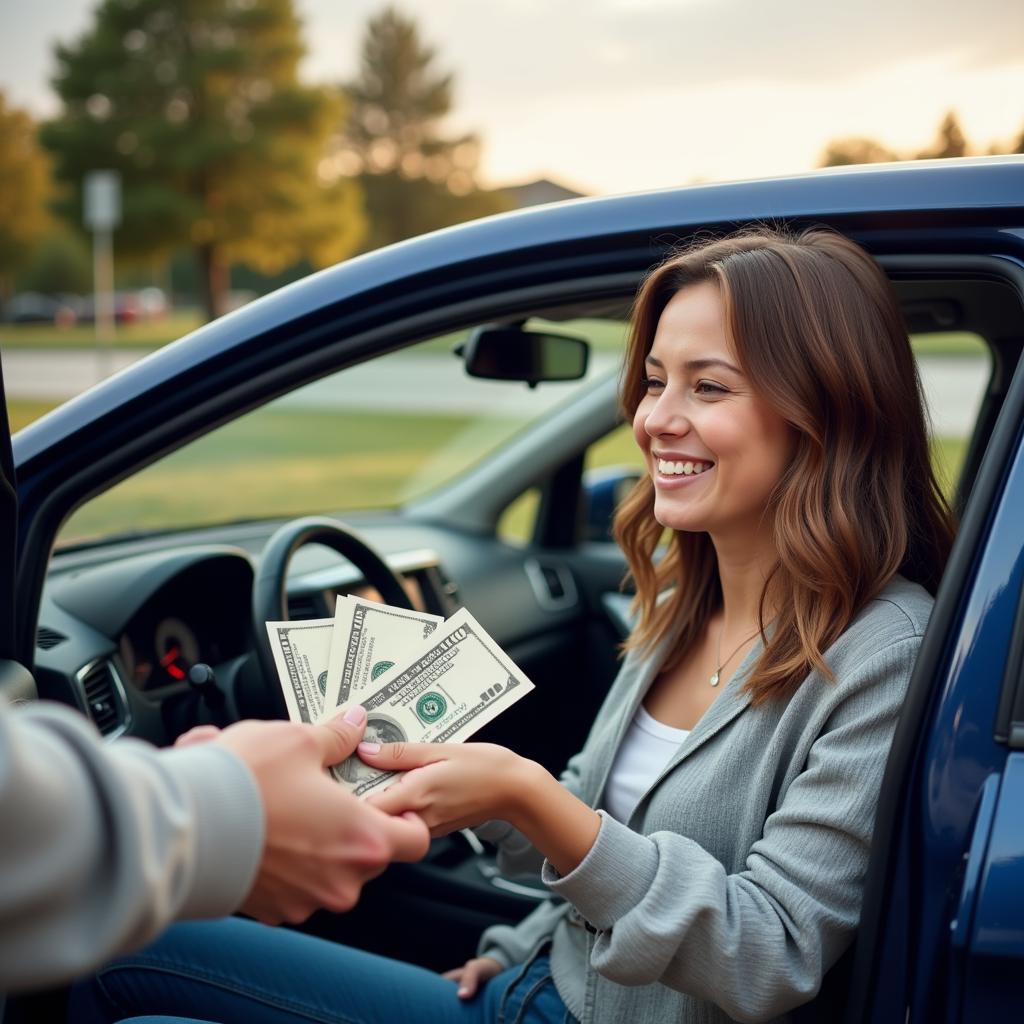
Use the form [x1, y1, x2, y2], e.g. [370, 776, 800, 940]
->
[695, 380, 727, 396]
[641, 376, 665, 391]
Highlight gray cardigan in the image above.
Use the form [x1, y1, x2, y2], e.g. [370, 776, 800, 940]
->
[478, 574, 932, 1024]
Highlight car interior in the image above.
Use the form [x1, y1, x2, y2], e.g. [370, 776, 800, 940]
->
[3, 243, 1024, 1017]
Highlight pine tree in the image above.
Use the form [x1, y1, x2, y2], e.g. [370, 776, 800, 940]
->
[41, 0, 366, 320]
[919, 111, 968, 160]
[329, 5, 510, 251]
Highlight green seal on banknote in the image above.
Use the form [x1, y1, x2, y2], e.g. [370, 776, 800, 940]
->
[371, 659, 395, 680]
[416, 691, 447, 723]
[317, 671, 328, 697]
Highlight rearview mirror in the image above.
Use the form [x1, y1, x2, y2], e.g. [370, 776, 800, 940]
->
[456, 324, 589, 388]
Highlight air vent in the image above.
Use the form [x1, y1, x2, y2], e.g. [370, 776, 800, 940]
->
[78, 660, 125, 737]
[288, 593, 320, 620]
[36, 626, 68, 650]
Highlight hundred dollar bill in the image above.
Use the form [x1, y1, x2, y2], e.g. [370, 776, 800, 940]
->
[324, 596, 444, 712]
[333, 607, 535, 797]
[265, 618, 334, 724]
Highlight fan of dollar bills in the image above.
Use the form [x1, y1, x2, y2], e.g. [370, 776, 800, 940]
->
[266, 598, 535, 798]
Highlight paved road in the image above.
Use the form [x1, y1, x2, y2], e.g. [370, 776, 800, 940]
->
[1, 347, 990, 436]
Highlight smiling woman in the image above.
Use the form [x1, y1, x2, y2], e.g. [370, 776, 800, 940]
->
[71, 225, 959, 1024]
[617, 228, 955, 705]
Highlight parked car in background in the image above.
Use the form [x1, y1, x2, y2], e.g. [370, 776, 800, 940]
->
[75, 289, 170, 325]
[1, 292, 79, 326]
[2, 288, 171, 328]
[2, 157, 1023, 1021]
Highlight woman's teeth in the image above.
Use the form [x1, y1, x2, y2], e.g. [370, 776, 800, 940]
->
[657, 459, 711, 476]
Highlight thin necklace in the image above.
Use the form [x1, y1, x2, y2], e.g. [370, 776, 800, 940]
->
[710, 623, 761, 687]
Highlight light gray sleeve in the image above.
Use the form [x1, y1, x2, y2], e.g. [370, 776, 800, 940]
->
[0, 698, 264, 992]
[475, 896, 571, 969]
[542, 637, 919, 1024]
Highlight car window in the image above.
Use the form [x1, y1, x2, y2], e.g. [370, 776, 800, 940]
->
[55, 319, 625, 548]
[909, 331, 990, 496]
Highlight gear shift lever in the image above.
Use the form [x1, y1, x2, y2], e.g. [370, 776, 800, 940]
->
[187, 663, 225, 712]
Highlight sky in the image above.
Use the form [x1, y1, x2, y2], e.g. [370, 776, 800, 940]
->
[2, 0, 1023, 196]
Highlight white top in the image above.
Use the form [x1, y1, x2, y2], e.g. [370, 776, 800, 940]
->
[603, 703, 690, 823]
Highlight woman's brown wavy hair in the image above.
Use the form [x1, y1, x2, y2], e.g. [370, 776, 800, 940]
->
[614, 226, 956, 703]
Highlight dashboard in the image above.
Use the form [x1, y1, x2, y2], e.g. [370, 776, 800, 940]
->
[28, 505, 624, 771]
[29, 523, 482, 745]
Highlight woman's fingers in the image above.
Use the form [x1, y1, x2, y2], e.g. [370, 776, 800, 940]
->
[357, 740, 445, 769]
[366, 765, 437, 816]
[450, 956, 504, 999]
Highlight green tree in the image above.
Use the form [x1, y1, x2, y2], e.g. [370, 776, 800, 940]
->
[41, 0, 366, 321]
[330, 5, 510, 251]
[16, 229, 92, 295]
[0, 92, 52, 303]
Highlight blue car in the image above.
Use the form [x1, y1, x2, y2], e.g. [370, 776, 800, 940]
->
[3, 156, 1022, 1020]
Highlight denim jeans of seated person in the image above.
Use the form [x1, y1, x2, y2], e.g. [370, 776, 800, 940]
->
[69, 916, 579, 1024]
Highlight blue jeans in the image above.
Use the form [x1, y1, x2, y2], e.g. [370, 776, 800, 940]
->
[69, 917, 578, 1024]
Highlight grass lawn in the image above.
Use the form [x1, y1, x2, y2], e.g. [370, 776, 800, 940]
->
[56, 406, 528, 545]
[6, 400, 62, 433]
[910, 332, 988, 359]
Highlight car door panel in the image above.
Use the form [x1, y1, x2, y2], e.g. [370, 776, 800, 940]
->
[955, 755, 1024, 1020]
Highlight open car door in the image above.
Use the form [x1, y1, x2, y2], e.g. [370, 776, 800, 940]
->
[0, 359, 36, 705]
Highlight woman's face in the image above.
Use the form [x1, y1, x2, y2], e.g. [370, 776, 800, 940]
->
[632, 281, 795, 540]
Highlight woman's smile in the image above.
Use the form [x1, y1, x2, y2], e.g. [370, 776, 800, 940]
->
[652, 453, 715, 488]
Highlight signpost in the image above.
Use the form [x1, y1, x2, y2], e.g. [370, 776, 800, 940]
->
[83, 171, 121, 373]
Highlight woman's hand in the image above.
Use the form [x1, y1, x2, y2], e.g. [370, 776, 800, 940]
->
[358, 740, 536, 836]
[442, 955, 505, 999]
[359, 739, 603, 876]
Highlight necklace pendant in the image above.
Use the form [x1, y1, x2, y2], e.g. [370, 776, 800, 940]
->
[709, 671, 720, 687]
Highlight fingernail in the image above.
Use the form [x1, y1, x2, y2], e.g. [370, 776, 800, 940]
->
[343, 705, 367, 726]
[458, 987, 469, 997]
[358, 741, 381, 754]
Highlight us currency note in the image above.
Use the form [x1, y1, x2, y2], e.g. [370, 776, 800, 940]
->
[265, 618, 334, 724]
[324, 596, 444, 713]
[332, 607, 535, 797]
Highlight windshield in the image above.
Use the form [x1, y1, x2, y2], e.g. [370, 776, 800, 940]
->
[54, 318, 626, 547]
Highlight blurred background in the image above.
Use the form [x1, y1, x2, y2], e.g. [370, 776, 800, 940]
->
[0, 1, 1021, 528]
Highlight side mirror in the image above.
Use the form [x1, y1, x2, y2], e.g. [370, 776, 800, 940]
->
[583, 465, 643, 542]
[456, 324, 589, 388]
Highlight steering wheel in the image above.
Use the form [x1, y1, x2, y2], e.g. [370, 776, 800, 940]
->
[252, 516, 413, 702]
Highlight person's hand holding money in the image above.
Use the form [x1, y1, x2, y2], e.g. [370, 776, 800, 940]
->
[359, 738, 603, 876]
[358, 741, 529, 836]
[177, 707, 431, 924]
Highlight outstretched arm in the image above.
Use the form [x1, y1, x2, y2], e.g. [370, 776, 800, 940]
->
[360, 740, 601, 875]
[0, 699, 429, 993]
